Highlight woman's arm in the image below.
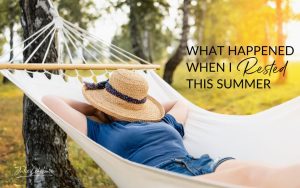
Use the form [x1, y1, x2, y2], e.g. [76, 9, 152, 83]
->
[42, 95, 88, 134]
[42, 95, 108, 135]
[59, 97, 97, 116]
[58, 97, 109, 123]
[162, 100, 189, 126]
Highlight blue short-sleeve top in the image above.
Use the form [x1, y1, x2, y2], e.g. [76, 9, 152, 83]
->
[87, 114, 188, 166]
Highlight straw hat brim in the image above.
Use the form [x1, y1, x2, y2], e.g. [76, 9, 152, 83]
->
[82, 88, 165, 122]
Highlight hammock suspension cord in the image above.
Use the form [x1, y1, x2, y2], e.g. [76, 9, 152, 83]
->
[0, 6, 157, 79]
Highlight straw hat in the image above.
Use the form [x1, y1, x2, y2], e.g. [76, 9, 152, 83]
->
[82, 69, 165, 122]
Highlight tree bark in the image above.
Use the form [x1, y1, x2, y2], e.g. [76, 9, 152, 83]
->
[20, 0, 83, 187]
[128, 0, 148, 63]
[145, 30, 153, 63]
[263, 20, 270, 66]
[163, 0, 191, 84]
[276, 0, 286, 83]
[2, 3, 14, 84]
[196, 0, 207, 63]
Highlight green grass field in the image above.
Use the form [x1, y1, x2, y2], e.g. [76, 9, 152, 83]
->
[0, 63, 300, 187]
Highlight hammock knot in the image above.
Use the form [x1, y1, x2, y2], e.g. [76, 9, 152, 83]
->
[54, 16, 63, 29]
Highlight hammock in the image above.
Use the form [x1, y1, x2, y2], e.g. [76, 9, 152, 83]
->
[1, 4, 300, 188]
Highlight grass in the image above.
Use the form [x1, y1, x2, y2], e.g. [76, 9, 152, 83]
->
[0, 62, 300, 187]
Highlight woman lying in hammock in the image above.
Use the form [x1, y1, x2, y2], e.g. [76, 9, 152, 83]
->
[43, 69, 300, 188]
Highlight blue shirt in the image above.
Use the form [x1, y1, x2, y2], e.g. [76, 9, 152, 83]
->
[87, 114, 188, 166]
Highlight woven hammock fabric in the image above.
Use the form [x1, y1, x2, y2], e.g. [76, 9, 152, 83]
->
[1, 68, 300, 188]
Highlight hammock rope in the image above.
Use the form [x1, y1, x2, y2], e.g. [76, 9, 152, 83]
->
[0, 11, 154, 77]
[24, 27, 57, 64]
[42, 27, 57, 64]
[62, 19, 140, 65]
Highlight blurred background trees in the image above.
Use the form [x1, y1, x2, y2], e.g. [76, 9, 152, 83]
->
[55, 0, 99, 29]
[163, 0, 191, 84]
[0, 0, 20, 83]
[0, 0, 299, 84]
[111, 0, 172, 63]
[0, 0, 98, 83]
[109, 0, 299, 84]
[1, 0, 299, 84]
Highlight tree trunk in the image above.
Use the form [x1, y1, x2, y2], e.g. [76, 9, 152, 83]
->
[276, 0, 286, 83]
[145, 29, 153, 63]
[263, 20, 270, 66]
[196, 0, 207, 63]
[2, 4, 14, 84]
[128, 0, 148, 63]
[20, 0, 83, 187]
[163, 0, 191, 84]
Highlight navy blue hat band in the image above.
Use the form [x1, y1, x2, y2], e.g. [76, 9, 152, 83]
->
[84, 81, 147, 104]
